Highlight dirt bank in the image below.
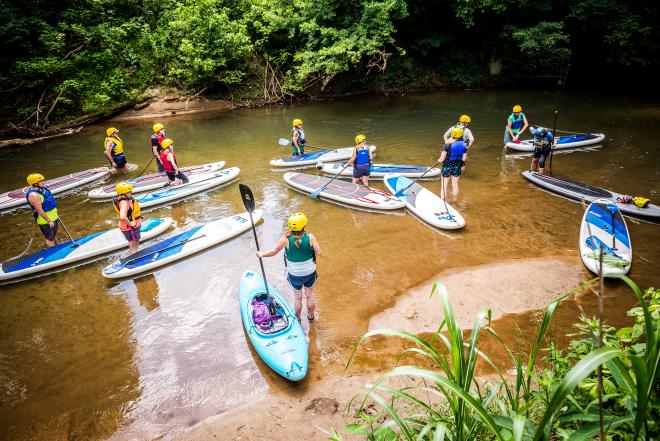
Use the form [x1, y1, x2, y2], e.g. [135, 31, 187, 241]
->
[173, 257, 589, 441]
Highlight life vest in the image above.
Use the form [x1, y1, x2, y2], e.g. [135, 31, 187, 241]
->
[150, 133, 165, 153]
[159, 150, 176, 172]
[113, 196, 142, 231]
[285, 233, 315, 262]
[533, 132, 553, 149]
[104, 135, 124, 156]
[355, 146, 371, 166]
[26, 187, 59, 224]
[509, 113, 525, 132]
[291, 128, 306, 147]
[447, 140, 468, 162]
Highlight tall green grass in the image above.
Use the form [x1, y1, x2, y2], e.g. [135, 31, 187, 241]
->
[336, 276, 658, 440]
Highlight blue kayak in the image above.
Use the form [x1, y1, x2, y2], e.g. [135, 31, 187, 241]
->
[239, 271, 308, 381]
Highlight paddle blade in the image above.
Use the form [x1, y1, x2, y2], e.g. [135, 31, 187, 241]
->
[239, 184, 256, 212]
[310, 188, 321, 199]
[278, 138, 290, 146]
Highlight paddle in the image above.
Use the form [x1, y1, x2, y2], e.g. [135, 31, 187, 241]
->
[58, 217, 79, 247]
[133, 156, 155, 179]
[548, 110, 558, 174]
[310, 161, 352, 199]
[277, 138, 327, 151]
[606, 204, 618, 250]
[239, 183, 277, 315]
[106, 235, 207, 273]
[393, 161, 441, 197]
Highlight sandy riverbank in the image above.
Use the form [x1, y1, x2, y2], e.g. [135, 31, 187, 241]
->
[173, 257, 590, 441]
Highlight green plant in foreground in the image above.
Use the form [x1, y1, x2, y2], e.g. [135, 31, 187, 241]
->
[333, 276, 658, 440]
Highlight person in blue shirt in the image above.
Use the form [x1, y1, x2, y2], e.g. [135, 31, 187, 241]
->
[438, 127, 468, 201]
[504, 104, 529, 145]
[346, 134, 372, 186]
[530, 127, 557, 173]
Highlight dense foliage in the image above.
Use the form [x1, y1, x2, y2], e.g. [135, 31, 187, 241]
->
[0, 0, 658, 129]
[338, 279, 659, 440]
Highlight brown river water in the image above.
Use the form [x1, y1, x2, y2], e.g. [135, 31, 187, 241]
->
[0, 90, 658, 439]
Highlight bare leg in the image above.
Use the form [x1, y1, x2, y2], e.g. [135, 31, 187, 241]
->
[128, 240, 140, 254]
[304, 286, 316, 321]
[46, 238, 57, 247]
[351, 178, 359, 184]
[451, 176, 460, 201]
[293, 289, 303, 322]
[531, 158, 539, 171]
[440, 176, 450, 200]
[361, 176, 369, 187]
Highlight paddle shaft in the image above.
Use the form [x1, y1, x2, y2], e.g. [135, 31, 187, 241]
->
[549, 110, 558, 174]
[278, 138, 327, 151]
[134, 156, 155, 179]
[610, 211, 616, 250]
[58, 217, 79, 247]
[121, 234, 206, 266]
[311, 161, 352, 198]
[395, 160, 440, 196]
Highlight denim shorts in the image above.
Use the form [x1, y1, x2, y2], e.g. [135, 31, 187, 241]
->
[287, 271, 318, 290]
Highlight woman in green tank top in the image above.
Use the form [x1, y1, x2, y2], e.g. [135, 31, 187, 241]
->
[256, 213, 322, 324]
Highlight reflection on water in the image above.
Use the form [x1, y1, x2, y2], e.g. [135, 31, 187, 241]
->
[0, 89, 659, 439]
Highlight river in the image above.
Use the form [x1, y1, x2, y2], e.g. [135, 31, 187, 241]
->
[0, 90, 658, 439]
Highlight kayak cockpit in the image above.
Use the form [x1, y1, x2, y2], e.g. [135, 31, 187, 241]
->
[250, 292, 291, 336]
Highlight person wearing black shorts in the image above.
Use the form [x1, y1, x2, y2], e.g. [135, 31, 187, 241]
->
[347, 134, 372, 186]
[530, 127, 556, 174]
[159, 139, 189, 186]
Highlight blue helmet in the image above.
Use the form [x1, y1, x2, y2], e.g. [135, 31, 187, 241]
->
[531, 127, 547, 138]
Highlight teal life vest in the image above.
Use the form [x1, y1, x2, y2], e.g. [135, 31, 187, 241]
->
[285, 233, 314, 262]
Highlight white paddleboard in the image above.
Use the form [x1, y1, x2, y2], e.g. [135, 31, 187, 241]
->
[384, 174, 465, 229]
[1, 167, 111, 212]
[506, 133, 605, 151]
[270, 146, 376, 167]
[136, 167, 240, 210]
[88, 161, 225, 199]
[0, 217, 173, 284]
[102, 210, 263, 279]
[320, 163, 441, 180]
[579, 199, 632, 276]
[283, 172, 405, 210]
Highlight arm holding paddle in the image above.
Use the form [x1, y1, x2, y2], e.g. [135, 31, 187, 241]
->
[105, 140, 117, 168]
[28, 192, 55, 228]
[256, 236, 287, 257]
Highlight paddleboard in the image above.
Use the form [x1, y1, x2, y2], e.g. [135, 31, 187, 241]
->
[384, 174, 465, 229]
[321, 162, 442, 180]
[239, 270, 308, 381]
[270, 146, 376, 167]
[0, 167, 111, 212]
[102, 210, 262, 279]
[283, 172, 405, 211]
[579, 199, 632, 276]
[88, 161, 226, 199]
[506, 133, 605, 151]
[0, 217, 173, 284]
[522, 171, 660, 219]
[136, 167, 240, 210]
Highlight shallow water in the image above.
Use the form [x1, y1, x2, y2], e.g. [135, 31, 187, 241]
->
[0, 90, 658, 439]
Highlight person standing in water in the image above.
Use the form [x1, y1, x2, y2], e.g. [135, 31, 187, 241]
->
[438, 127, 468, 201]
[113, 182, 142, 254]
[159, 139, 189, 186]
[150, 123, 167, 172]
[104, 127, 128, 171]
[346, 134, 372, 186]
[529, 127, 557, 174]
[504, 104, 529, 145]
[291, 119, 307, 156]
[25, 173, 59, 247]
[443, 114, 474, 149]
[256, 213, 322, 324]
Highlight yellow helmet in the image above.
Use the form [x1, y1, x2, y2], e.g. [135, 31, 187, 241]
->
[106, 127, 118, 137]
[292, 118, 303, 126]
[512, 105, 522, 113]
[459, 115, 471, 123]
[152, 123, 164, 132]
[451, 127, 464, 139]
[355, 134, 367, 144]
[161, 138, 174, 149]
[27, 173, 45, 186]
[288, 212, 308, 232]
[115, 182, 133, 195]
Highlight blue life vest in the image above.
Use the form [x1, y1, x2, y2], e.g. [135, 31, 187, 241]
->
[447, 140, 467, 161]
[355, 146, 371, 166]
[510, 113, 525, 131]
[26, 187, 58, 212]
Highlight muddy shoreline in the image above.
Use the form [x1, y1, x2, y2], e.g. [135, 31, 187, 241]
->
[169, 257, 590, 441]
